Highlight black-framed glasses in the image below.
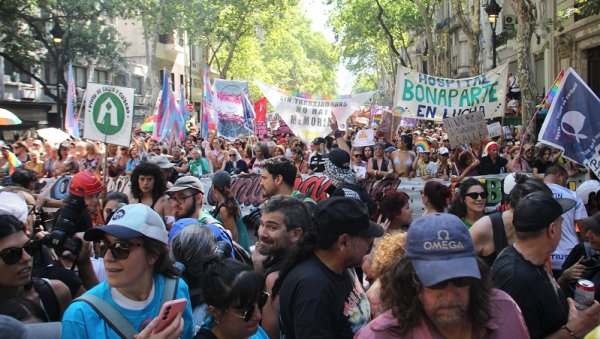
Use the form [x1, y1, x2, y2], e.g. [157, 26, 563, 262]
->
[167, 193, 198, 204]
[353, 154, 362, 158]
[229, 291, 269, 322]
[0, 241, 39, 265]
[95, 240, 142, 260]
[464, 192, 486, 200]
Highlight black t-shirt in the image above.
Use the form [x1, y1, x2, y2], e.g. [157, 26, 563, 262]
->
[279, 255, 370, 339]
[478, 155, 508, 175]
[532, 159, 550, 174]
[491, 245, 568, 339]
[309, 153, 325, 173]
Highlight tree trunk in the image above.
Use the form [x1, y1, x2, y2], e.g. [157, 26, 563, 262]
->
[413, 0, 437, 75]
[453, 0, 481, 75]
[510, 0, 537, 141]
[220, 14, 247, 79]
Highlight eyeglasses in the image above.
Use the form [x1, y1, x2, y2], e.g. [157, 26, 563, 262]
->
[95, 240, 143, 260]
[353, 154, 362, 158]
[464, 192, 486, 200]
[428, 277, 476, 290]
[229, 291, 269, 322]
[167, 193, 198, 204]
[229, 154, 236, 157]
[0, 241, 39, 265]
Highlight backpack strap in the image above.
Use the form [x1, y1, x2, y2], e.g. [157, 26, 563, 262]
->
[161, 277, 179, 305]
[74, 295, 137, 339]
[34, 279, 61, 322]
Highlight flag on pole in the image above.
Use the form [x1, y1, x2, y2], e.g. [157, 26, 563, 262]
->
[538, 68, 600, 165]
[153, 70, 182, 141]
[64, 62, 79, 137]
[202, 64, 214, 139]
[1, 150, 22, 175]
[177, 87, 188, 140]
[254, 97, 267, 122]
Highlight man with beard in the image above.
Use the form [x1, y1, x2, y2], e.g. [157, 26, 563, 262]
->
[259, 156, 315, 206]
[165, 176, 215, 224]
[357, 213, 529, 338]
[257, 195, 312, 338]
[275, 197, 384, 338]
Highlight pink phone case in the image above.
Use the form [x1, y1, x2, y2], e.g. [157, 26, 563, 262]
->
[152, 298, 187, 334]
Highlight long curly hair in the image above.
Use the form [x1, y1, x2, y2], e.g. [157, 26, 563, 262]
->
[130, 162, 167, 203]
[377, 257, 491, 336]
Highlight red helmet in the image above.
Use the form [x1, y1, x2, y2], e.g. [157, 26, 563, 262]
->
[69, 172, 103, 197]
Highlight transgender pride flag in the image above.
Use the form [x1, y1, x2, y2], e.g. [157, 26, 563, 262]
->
[64, 62, 79, 137]
[202, 64, 215, 139]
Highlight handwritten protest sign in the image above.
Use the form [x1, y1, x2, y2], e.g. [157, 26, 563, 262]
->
[444, 111, 489, 147]
[487, 121, 502, 139]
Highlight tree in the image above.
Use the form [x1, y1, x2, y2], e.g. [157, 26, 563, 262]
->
[451, 0, 482, 76]
[0, 0, 130, 105]
[510, 0, 537, 140]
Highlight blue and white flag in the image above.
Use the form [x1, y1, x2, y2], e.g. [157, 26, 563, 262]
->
[538, 68, 600, 166]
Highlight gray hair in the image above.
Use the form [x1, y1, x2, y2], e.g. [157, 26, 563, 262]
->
[170, 226, 216, 282]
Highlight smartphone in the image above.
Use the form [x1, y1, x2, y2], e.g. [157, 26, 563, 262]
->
[152, 298, 187, 334]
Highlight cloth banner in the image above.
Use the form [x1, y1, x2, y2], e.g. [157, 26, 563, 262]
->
[214, 79, 254, 140]
[538, 67, 600, 166]
[255, 80, 375, 142]
[393, 64, 508, 122]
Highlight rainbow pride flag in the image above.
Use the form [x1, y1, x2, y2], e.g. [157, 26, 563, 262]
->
[1, 150, 21, 175]
[538, 70, 565, 113]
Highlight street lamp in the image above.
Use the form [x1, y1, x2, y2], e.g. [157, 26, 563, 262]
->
[50, 21, 63, 129]
[485, 0, 502, 69]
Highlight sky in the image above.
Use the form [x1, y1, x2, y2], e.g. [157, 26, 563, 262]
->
[301, 0, 355, 95]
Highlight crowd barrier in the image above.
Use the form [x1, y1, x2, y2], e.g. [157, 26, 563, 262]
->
[36, 172, 588, 218]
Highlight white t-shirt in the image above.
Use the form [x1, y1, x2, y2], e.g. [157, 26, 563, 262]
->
[547, 183, 588, 270]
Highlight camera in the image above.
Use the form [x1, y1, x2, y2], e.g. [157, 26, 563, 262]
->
[215, 240, 233, 259]
[41, 194, 90, 256]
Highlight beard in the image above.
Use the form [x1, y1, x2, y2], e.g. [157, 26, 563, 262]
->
[174, 202, 196, 220]
[429, 303, 468, 327]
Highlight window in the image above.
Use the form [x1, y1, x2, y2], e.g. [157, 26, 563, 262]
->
[4, 59, 31, 83]
[94, 70, 109, 84]
[132, 76, 143, 94]
[171, 73, 175, 91]
[159, 69, 164, 84]
[114, 73, 127, 87]
[73, 66, 87, 88]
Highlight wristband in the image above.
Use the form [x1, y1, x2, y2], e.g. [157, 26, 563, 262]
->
[561, 325, 578, 339]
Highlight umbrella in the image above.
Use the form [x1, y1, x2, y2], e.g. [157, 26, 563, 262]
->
[0, 108, 22, 125]
[36, 127, 71, 145]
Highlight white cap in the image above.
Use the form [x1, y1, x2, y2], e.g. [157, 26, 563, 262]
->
[84, 203, 168, 244]
[437, 147, 449, 155]
[577, 180, 600, 204]
[0, 192, 28, 223]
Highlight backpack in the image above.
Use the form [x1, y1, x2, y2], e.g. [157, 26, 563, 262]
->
[74, 277, 179, 338]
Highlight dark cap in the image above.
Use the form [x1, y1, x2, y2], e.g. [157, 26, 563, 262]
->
[212, 170, 232, 189]
[327, 149, 350, 169]
[513, 191, 576, 232]
[406, 213, 480, 287]
[312, 137, 326, 145]
[581, 212, 600, 234]
[313, 197, 384, 238]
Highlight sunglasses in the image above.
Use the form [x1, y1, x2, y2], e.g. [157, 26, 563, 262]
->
[229, 291, 269, 322]
[95, 240, 143, 260]
[0, 241, 39, 265]
[464, 192, 486, 200]
[428, 277, 476, 290]
[353, 154, 362, 157]
[229, 154, 236, 157]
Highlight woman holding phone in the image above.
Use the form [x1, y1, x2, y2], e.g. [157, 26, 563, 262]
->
[61, 204, 194, 338]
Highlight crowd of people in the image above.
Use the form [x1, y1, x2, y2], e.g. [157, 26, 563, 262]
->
[0, 120, 600, 339]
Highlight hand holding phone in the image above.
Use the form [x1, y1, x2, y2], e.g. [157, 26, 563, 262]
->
[152, 298, 187, 334]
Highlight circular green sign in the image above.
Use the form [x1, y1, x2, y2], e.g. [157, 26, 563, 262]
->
[92, 92, 125, 135]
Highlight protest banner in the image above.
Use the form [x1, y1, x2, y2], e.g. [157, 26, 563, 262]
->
[443, 111, 489, 147]
[588, 155, 600, 180]
[255, 80, 375, 142]
[393, 64, 508, 122]
[487, 121, 502, 139]
[214, 79, 255, 140]
[83, 83, 134, 147]
[538, 67, 600, 166]
[353, 129, 375, 147]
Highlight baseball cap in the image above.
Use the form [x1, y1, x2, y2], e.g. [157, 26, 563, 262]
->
[513, 191, 576, 232]
[0, 315, 61, 338]
[149, 155, 175, 169]
[166, 176, 205, 194]
[385, 146, 396, 153]
[437, 147, 449, 155]
[313, 197, 384, 238]
[0, 192, 28, 223]
[581, 212, 600, 234]
[212, 170, 231, 189]
[327, 149, 350, 169]
[577, 180, 600, 204]
[84, 203, 168, 244]
[312, 137, 326, 145]
[405, 213, 481, 287]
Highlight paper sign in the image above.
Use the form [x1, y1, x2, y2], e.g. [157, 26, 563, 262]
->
[84, 83, 134, 147]
[443, 111, 489, 147]
[588, 155, 600, 179]
[353, 129, 375, 147]
[487, 122, 502, 138]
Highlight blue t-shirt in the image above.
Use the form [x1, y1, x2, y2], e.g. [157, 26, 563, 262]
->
[61, 274, 194, 339]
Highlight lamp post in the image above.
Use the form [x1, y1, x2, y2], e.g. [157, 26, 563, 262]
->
[50, 21, 63, 129]
[485, 0, 502, 69]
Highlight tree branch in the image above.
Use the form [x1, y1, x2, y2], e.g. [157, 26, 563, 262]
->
[0, 51, 57, 101]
